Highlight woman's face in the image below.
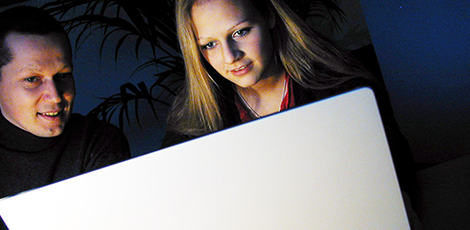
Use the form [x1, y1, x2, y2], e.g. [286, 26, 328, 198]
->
[192, 0, 277, 88]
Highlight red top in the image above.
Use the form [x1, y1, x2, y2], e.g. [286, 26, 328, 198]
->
[235, 75, 295, 123]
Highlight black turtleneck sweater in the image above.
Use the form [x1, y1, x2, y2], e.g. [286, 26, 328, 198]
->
[0, 113, 131, 199]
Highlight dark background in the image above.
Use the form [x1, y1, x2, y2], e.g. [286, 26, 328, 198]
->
[359, 0, 469, 166]
[1, 0, 469, 166]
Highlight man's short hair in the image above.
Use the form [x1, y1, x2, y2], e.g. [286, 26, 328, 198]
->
[0, 6, 70, 76]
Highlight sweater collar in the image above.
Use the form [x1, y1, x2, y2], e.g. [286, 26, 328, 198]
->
[0, 112, 60, 152]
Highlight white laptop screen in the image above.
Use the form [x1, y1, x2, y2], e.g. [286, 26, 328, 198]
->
[0, 87, 409, 229]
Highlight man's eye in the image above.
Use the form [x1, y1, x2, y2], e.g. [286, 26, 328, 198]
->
[25, 77, 39, 83]
[201, 41, 216, 50]
[233, 28, 251, 38]
[56, 73, 73, 80]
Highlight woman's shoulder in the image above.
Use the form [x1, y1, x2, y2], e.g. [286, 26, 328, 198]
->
[293, 77, 373, 106]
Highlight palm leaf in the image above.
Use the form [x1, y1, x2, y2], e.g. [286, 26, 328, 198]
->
[43, 0, 178, 59]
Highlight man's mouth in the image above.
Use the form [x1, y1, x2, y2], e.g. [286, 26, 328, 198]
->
[38, 111, 61, 117]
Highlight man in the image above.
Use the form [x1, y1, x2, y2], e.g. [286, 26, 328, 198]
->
[0, 5, 131, 201]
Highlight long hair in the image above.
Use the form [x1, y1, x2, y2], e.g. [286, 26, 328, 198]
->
[168, 0, 378, 136]
[168, 0, 223, 136]
[267, 0, 372, 88]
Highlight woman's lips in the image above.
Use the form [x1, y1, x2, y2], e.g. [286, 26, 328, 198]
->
[229, 63, 252, 76]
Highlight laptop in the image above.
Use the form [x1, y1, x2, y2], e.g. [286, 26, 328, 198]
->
[0, 87, 410, 229]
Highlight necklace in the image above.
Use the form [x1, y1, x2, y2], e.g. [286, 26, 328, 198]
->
[236, 76, 288, 118]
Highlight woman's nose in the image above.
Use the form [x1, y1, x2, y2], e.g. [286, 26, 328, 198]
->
[222, 41, 243, 64]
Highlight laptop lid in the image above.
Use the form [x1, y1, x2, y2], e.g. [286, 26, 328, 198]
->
[0, 87, 409, 229]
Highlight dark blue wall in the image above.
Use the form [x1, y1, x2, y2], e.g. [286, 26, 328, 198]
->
[360, 0, 470, 164]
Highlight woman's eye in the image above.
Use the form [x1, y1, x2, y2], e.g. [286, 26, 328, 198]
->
[233, 28, 251, 38]
[201, 41, 216, 50]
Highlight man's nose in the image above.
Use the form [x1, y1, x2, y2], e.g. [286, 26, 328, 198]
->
[42, 80, 62, 103]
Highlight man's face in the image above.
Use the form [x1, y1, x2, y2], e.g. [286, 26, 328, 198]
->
[0, 32, 75, 137]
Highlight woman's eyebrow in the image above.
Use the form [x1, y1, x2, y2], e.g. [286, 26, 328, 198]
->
[196, 18, 250, 41]
[226, 19, 249, 32]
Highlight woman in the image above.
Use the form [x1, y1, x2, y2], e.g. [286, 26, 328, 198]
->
[163, 0, 415, 194]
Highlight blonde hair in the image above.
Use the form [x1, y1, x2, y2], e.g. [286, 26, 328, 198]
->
[168, 0, 376, 136]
